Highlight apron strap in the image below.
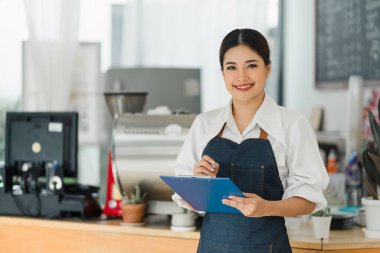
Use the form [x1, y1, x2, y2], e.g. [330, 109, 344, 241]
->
[259, 128, 268, 140]
[218, 123, 268, 140]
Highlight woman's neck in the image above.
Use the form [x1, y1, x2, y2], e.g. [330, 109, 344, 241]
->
[232, 93, 265, 134]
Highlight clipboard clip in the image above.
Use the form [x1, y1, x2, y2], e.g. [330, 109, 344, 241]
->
[177, 175, 212, 178]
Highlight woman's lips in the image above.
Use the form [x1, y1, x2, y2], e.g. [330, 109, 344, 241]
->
[233, 83, 254, 91]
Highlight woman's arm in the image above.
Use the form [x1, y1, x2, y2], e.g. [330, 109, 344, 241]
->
[222, 193, 315, 217]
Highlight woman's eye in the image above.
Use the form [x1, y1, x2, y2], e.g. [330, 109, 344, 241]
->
[248, 64, 257, 68]
[226, 66, 235, 70]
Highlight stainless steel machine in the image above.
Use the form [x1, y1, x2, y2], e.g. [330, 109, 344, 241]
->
[103, 91, 197, 216]
[113, 114, 196, 214]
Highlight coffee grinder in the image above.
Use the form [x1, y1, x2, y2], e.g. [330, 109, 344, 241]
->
[102, 91, 148, 217]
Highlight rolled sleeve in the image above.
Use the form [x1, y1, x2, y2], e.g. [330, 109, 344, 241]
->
[175, 116, 200, 176]
[283, 117, 329, 212]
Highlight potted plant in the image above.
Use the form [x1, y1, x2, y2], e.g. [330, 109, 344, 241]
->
[362, 97, 380, 238]
[311, 207, 332, 239]
[121, 184, 147, 224]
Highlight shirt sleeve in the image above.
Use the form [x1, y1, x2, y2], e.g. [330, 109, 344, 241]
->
[174, 115, 201, 176]
[283, 116, 329, 212]
[171, 115, 205, 213]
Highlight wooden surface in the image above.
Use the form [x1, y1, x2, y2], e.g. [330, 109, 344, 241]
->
[1, 216, 380, 252]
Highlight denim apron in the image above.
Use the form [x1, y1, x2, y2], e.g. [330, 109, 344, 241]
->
[197, 126, 292, 253]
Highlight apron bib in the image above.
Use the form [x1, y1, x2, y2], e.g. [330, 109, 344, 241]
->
[197, 127, 292, 253]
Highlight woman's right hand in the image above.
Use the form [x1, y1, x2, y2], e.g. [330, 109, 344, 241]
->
[193, 155, 219, 177]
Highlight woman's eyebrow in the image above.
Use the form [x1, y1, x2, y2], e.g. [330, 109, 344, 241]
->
[225, 59, 259, 65]
[245, 59, 259, 63]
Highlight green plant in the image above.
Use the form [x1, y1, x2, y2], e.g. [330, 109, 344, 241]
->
[123, 184, 147, 204]
[311, 207, 331, 217]
[362, 98, 380, 200]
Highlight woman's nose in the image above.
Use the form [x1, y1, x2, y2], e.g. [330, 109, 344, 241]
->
[237, 69, 248, 82]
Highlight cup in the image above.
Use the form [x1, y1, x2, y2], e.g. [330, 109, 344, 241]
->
[311, 216, 332, 239]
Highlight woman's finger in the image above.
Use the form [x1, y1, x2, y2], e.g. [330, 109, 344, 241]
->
[202, 155, 216, 167]
[222, 198, 245, 210]
[194, 166, 214, 176]
[198, 159, 215, 171]
[243, 192, 257, 198]
[228, 195, 246, 203]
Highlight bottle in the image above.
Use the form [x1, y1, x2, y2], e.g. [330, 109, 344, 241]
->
[345, 151, 362, 206]
[327, 149, 337, 173]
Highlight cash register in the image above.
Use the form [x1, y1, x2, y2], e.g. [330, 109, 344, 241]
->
[0, 112, 101, 218]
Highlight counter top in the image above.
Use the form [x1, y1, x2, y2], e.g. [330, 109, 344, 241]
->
[0, 215, 199, 240]
[287, 221, 380, 250]
[1, 215, 380, 252]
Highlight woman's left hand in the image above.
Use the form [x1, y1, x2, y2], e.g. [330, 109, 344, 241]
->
[222, 193, 269, 217]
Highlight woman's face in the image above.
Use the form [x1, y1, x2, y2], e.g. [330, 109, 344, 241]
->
[222, 44, 270, 104]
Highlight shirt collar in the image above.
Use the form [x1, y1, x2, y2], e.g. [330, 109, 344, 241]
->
[254, 93, 287, 149]
[200, 92, 287, 149]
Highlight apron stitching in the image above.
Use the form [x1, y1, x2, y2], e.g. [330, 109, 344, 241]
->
[265, 141, 284, 191]
[249, 167, 253, 192]
[260, 165, 265, 195]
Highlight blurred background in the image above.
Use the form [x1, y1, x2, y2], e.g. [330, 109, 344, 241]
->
[0, 0, 379, 207]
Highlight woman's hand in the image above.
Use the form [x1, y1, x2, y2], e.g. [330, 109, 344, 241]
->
[193, 155, 219, 177]
[222, 193, 269, 217]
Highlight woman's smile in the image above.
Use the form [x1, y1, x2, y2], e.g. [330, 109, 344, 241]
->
[233, 83, 255, 91]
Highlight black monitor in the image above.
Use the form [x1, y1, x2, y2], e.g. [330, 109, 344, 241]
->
[5, 112, 78, 178]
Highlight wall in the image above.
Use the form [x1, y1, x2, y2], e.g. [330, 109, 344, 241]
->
[283, 0, 347, 133]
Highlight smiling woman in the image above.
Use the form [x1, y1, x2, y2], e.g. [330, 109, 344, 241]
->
[172, 29, 329, 253]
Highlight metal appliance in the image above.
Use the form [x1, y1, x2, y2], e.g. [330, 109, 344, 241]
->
[102, 91, 148, 217]
[113, 113, 196, 214]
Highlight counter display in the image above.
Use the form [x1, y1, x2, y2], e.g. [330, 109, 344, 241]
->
[0, 216, 380, 253]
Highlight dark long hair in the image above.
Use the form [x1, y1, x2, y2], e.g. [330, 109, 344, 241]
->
[219, 29, 271, 69]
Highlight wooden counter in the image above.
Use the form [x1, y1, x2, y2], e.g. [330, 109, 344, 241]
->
[0, 216, 380, 253]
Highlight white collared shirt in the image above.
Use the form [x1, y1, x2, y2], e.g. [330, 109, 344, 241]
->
[173, 93, 329, 213]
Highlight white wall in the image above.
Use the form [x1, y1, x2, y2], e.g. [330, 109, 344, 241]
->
[283, 0, 348, 133]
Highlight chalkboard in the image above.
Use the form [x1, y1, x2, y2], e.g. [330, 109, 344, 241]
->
[316, 0, 380, 88]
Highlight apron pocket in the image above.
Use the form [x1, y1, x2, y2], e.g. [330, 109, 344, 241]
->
[231, 165, 264, 194]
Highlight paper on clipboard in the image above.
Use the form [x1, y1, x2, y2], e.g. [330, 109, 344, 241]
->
[160, 175, 244, 213]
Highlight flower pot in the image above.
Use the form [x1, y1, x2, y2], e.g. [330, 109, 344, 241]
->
[362, 197, 380, 233]
[121, 203, 146, 223]
[311, 216, 332, 239]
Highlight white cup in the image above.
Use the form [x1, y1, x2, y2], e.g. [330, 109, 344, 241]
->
[171, 213, 195, 227]
[311, 216, 332, 239]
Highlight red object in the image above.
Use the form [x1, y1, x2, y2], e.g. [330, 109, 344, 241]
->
[102, 150, 123, 217]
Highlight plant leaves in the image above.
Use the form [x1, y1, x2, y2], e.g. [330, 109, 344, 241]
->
[368, 152, 380, 178]
[363, 150, 380, 185]
[364, 178, 379, 200]
[368, 111, 380, 150]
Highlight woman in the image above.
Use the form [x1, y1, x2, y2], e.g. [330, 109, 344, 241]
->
[173, 29, 329, 253]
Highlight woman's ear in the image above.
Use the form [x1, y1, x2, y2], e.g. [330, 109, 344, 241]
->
[266, 64, 271, 78]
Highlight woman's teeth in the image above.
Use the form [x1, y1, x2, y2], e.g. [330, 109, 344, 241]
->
[234, 84, 254, 90]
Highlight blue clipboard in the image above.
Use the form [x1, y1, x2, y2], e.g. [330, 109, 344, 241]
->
[160, 175, 245, 213]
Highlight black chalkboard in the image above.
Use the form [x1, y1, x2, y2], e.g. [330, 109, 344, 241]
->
[316, 0, 380, 88]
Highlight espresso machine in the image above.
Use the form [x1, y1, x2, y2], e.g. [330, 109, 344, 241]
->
[102, 92, 196, 217]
